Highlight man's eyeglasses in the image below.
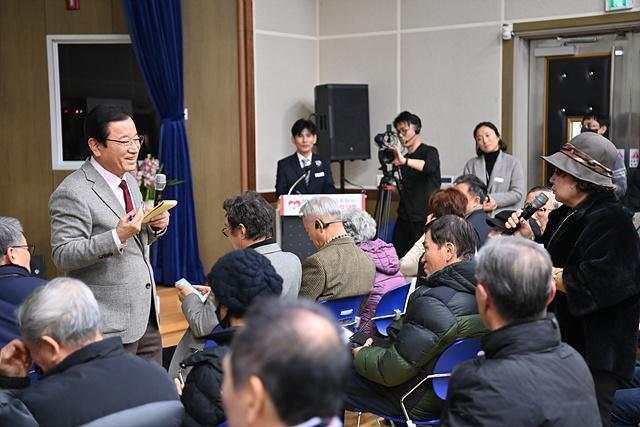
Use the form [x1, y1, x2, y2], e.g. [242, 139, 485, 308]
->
[9, 244, 35, 255]
[221, 226, 229, 238]
[105, 135, 145, 148]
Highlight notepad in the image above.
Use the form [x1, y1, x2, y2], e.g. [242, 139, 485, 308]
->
[142, 200, 177, 223]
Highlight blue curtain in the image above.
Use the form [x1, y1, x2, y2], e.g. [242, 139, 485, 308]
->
[124, 0, 206, 284]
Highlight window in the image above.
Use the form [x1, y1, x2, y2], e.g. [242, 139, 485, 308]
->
[47, 35, 160, 170]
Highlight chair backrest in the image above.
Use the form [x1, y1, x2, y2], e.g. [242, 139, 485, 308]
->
[320, 294, 367, 329]
[431, 337, 482, 400]
[372, 283, 412, 336]
[80, 400, 184, 427]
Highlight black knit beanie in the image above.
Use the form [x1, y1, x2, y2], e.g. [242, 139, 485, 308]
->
[208, 248, 283, 317]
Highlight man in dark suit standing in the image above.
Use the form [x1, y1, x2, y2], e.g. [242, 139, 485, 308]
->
[275, 119, 336, 197]
[0, 217, 45, 347]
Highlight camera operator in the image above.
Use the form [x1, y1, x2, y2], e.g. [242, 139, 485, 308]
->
[388, 111, 441, 258]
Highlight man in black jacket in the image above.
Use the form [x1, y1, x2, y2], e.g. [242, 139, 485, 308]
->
[0, 277, 181, 426]
[453, 175, 492, 248]
[442, 236, 601, 426]
[0, 217, 45, 347]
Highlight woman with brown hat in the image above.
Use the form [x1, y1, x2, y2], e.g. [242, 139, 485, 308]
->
[506, 132, 640, 427]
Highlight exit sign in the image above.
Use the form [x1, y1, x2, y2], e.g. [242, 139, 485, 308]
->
[606, 0, 635, 11]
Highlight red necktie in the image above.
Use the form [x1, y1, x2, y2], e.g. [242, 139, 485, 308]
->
[119, 179, 134, 213]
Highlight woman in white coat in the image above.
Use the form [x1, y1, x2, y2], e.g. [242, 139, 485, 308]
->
[463, 122, 524, 214]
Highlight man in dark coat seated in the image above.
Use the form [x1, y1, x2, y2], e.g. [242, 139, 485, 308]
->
[344, 215, 486, 420]
[453, 175, 492, 248]
[0, 277, 181, 426]
[0, 217, 45, 347]
[442, 236, 601, 426]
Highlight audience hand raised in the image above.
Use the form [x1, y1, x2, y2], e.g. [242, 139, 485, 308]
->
[0, 339, 32, 378]
[116, 206, 144, 243]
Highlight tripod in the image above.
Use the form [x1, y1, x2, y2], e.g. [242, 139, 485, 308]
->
[374, 165, 401, 242]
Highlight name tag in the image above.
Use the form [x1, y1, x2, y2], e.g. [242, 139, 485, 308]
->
[315, 172, 325, 178]
[494, 177, 504, 183]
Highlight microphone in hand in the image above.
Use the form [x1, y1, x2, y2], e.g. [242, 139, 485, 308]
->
[152, 174, 167, 231]
[502, 192, 549, 236]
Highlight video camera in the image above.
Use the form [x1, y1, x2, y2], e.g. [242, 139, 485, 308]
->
[374, 124, 398, 165]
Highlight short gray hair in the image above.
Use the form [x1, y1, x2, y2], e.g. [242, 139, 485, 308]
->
[342, 209, 376, 243]
[16, 277, 101, 347]
[476, 236, 553, 322]
[299, 197, 342, 220]
[0, 217, 23, 255]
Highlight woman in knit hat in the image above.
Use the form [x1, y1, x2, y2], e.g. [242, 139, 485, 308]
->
[177, 248, 283, 427]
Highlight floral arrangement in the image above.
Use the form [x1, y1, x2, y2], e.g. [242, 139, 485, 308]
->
[135, 154, 182, 202]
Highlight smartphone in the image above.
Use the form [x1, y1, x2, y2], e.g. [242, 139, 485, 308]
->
[175, 278, 207, 303]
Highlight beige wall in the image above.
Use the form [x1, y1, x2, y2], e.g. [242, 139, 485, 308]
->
[0, 0, 240, 279]
[253, 0, 640, 192]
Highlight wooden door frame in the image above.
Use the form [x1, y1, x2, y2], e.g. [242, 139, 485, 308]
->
[238, 0, 255, 191]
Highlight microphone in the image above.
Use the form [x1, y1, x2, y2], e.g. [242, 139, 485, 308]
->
[502, 193, 549, 235]
[303, 160, 322, 172]
[153, 174, 166, 206]
[152, 174, 166, 232]
[287, 161, 323, 195]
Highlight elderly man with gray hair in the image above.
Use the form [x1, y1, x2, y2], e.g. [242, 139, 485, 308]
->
[442, 236, 600, 426]
[0, 277, 181, 426]
[0, 217, 45, 347]
[299, 197, 375, 301]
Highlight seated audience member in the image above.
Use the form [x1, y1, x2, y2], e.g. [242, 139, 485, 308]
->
[222, 298, 351, 427]
[0, 217, 45, 347]
[0, 278, 181, 426]
[442, 237, 600, 426]
[400, 188, 467, 277]
[299, 197, 375, 301]
[582, 113, 627, 198]
[454, 174, 492, 248]
[275, 118, 336, 197]
[177, 249, 283, 427]
[525, 186, 558, 236]
[345, 215, 485, 420]
[611, 365, 640, 426]
[169, 192, 301, 379]
[342, 209, 406, 335]
[222, 191, 301, 298]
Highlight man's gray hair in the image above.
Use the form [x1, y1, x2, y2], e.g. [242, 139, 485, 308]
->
[476, 236, 553, 322]
[16, 277, 101, 347]
[0, 216, 23, 255]
[342, 209, 376, 243]
[299, 197, 342, 220]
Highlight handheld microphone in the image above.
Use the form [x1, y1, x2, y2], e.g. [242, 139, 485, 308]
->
[152, 174, 167, 232]
[287, 161, 323, 195]
[153, 174, 166, 206]
[502, 193, 549, 235]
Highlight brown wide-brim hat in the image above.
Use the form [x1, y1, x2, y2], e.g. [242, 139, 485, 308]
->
[542, 132, 617, 188]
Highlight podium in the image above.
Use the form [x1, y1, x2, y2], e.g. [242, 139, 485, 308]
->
[275, 194, 366, 262]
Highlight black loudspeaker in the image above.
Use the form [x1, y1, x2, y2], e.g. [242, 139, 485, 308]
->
[315, 84, 371, 161]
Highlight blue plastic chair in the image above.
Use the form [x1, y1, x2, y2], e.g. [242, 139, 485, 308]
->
[356, 337, 483, 427]
[320, 294, 367, 330]
[370, 283, 412, 336]
[216, 421, 228, 427]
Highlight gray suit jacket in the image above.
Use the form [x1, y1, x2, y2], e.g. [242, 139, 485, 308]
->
[253, 242, 301, 298]
[168, 294, 217, 379]
[49, 160, 160, 344]
[463, 151, 524, 212]
[300, 236, 375, 301]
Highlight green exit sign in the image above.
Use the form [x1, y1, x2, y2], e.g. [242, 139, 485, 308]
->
[606, 0, 635, 11]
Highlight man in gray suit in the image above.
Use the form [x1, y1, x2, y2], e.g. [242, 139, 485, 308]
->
[299, 197, 375, 301]
[49, 104, 169, 363]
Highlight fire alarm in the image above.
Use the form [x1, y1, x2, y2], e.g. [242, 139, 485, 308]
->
[66, 0, 79, 11]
